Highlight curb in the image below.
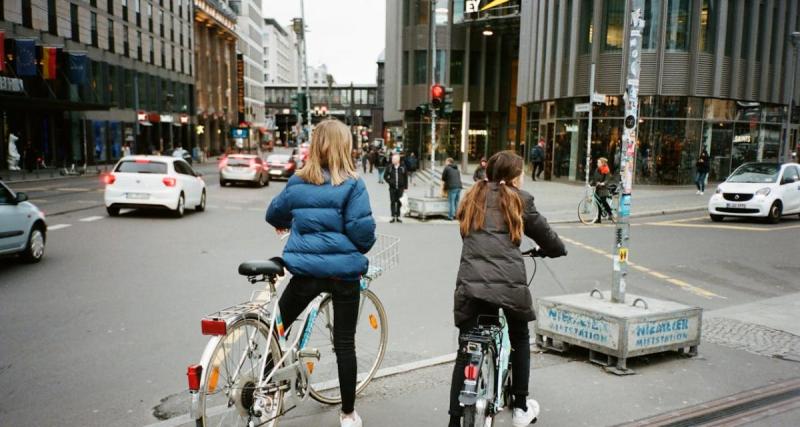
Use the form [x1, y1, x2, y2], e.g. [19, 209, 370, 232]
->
[548, 206, 707, 224]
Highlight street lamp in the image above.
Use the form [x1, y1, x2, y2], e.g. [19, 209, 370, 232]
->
[165, 93, 174, 152]
[784, 32, 800, 162]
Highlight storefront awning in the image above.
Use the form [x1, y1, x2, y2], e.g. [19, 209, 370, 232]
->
[0, 94, 112, 111]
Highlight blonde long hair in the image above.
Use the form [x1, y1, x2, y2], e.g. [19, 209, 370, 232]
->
[295, 119, 358, 185]
[457, 151, 525, 244]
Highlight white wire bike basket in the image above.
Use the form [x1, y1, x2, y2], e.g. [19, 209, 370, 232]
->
[364, 234, 400, 281]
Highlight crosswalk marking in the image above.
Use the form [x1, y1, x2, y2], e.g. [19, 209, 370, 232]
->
[79, 216, 103, 222]
[47, 224, 72, 231]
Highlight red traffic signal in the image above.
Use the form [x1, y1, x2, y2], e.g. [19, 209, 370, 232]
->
[431, 84, 445, 107]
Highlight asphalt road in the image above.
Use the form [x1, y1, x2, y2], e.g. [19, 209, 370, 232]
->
[1, 159, 799, 426]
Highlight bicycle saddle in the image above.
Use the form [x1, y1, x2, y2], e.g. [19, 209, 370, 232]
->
[238, 258, 285, 277]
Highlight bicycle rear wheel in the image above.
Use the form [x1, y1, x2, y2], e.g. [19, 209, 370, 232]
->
[577, 197, 599, 224]
[463, 346, 496, 427]
[306, 289, 388, 404]
[196, 317, 283, 427]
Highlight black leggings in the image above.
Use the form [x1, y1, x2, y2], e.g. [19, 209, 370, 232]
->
[449, 300, 531, 417]
[278, 275, 360, 414]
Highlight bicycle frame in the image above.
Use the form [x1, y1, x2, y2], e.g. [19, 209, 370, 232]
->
[458, 309, 512, 418]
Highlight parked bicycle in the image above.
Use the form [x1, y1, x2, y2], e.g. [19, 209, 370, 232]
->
[187, 234, 398, 426]
[458, 247, 550, 427]
[577, 183, 618, 225]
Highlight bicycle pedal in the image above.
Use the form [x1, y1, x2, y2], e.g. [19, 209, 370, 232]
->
[298, 349, 320, 360]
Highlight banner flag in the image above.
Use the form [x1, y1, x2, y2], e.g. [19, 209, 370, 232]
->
[67, 52, 88, 85]
[15, 39, 36, 76]
[42, 47, 57, 79]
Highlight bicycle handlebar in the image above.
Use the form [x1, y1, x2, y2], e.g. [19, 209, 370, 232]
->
[521, 247, 568, 258]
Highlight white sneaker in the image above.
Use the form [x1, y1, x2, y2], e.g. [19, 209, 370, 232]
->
[340, 411, 363, 427]
[695, 190, 701, 195]
[700, 191, 704, 195]
[512, 399, 540, 427]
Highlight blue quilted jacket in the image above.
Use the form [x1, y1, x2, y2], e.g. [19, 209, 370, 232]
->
[266, 173, 376, 281]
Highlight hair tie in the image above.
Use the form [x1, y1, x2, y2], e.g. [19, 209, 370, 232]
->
[499, 180, 506, 185]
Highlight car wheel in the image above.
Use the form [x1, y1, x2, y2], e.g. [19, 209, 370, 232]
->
[265, 175, 270, 187]
[21, 224, 45, 263]
[106, 206, 120, 217]
[260, 174, 267, 187]
[709, 214, 724, 222]
[767, 201, 782, 224]
[174, 193, 185, 218]
[220, 179, 227, 187]
[195, 190, 206, 212]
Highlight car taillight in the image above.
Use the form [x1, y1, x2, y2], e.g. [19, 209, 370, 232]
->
[187, 364, 202, 391]
[201, 319, 227, 336]
[249, 159, 259, 170]
[464, 364, 478, 380]
[103, 174, 116, 185]
[135, 159, 150, 163]
[219, 158, 228, 169]
[163, 177, 177, 187]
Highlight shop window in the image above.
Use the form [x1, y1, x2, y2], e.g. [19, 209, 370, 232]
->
[735, 101, 761, 122]
[450, 50, 464, 85]
[579, 0, 593, 53]
[556, 99, 576, 118]
[453, 0, 464, 24]
[732, 122, 759, 167]
[435, 0, 448, 25]
[642, 0, 662, 51]
[703, 99, 735, 121]
[414, 50, 427, 84]
[665, 0, 691, 51]
[602, 0, 625, 51]
[417, 0, 430, 25]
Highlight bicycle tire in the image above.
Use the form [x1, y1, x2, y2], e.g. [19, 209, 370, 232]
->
[195, 316, 283, 427]
[462, 345, 496, 427]
[307, 289, 388, 404]
[577, 197, 599, 224]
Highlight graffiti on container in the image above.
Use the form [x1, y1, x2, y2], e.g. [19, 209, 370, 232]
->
[544, 308, 612, 345]
[630, 318, 692, 349]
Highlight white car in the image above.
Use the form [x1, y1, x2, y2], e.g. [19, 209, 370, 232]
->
[0, 181, 47, 262]
[104, 156, 207, 217]
[708, 162, 800, 223]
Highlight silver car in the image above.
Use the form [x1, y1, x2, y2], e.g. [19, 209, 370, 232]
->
[219, 154, 270, 187]
[0, 181, 47, 262]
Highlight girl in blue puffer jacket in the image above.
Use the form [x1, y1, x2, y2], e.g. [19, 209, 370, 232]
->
[266, 119, 376, 427]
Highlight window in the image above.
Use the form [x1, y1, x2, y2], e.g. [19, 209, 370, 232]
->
[580, 0, 593, 53]
[90, 0, 97, 7]
[159, 10, 164, 36]
[47, 0, 58, 35]
[136, 0, 141, 26]
[642, 0, 661, 50]
[403, 0, 410, 26]
[137, 31, 143, 60]
[71, 4, 80, 42]
[147, 3, 153, 32]
[414, 50, 427, 84]
[417, 0, 430, 25]
[665, 0, 691, 51]
[603, 0, 624, 51]
[469, 50, 481, 85]
[122, 0, 128, 21]
[450, 50, 464, 85]
[0, 184, 16, 204]
[108, 0, 114, 14]
[756, 0, 766, 62]
[22, 0, 33, 28]
[91, 13, 99, 47]
[108, 19, 115, 53]
[436, 50, 445, 83]
[402, 51, 409, 84]
[724, 1, 735, 56]
[453, 0, 464, 24]
[116, 160, 168, 174]
[150, 36, 155, 64]
[170, 16, 175, 41]
[769, 4, 780, 65]
[782, 166, 800, 184]
[123, 26, 130, 57]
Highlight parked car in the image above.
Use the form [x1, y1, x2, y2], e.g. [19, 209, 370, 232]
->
[708, 162, 800, 223]
[219, 154, 270, 187]
[172, 147, 193, 165]
[104, 156, 207, 218]
[0, 181, 46, 262]
[266, 154, 298, 180]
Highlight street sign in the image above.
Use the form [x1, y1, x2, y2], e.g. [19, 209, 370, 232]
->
[591, 93, 607, 104]
[575, 103, 591, 113]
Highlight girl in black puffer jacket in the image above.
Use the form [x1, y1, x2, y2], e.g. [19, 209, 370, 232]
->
[449, 150, 566, 427]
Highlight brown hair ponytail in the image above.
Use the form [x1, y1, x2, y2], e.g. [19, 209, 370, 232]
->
[457, 150, 525, 244]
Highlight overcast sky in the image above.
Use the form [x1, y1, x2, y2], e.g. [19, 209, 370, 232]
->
[262, 0, 385, 85]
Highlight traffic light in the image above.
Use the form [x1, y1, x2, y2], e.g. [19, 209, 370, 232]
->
[290, 91, 308, 117]
[415, 103, 430, 117]
[442, 86, 454, 116]
[431, 84, 445, 111]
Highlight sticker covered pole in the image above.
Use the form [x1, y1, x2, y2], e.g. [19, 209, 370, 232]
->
[611, 0, 645, 304]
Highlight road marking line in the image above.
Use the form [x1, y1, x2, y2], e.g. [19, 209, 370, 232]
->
[79, 216, 103, 222]
[47, 224, 72, 231]
[207, 204, 219, 209]
[559, 236, 722, 299]
[223, 206, 242, 210]
[28, 198, 47, 203]
[56, 187, 90, 192]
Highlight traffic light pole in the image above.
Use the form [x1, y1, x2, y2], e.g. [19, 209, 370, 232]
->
[429, 0, 437, 177]
[300, 0, 311, 138]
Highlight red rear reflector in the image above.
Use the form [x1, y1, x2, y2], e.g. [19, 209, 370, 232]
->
[201, 319, 227, 336]
[464, 364, 478, 380]
[135, 159, 150, 163]
[187, 364, 202, 391]
[163, 177, 177, 187]
[103, 174, 116, 185]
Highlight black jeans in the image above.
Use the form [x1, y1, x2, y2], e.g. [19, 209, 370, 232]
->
[449, 300, 531, 417]
[389, 187, 404, 218]
[278, 276, 360, 413]
[532, 161, 544, 179]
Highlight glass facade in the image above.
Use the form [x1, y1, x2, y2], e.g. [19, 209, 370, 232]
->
[665, 0, 691, 51]
[525, 97, 784, 184]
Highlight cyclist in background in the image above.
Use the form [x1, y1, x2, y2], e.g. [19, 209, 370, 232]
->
[449, 150, 566, 427]
[266, 119, 376, 427]
[591, 157, 614, 223]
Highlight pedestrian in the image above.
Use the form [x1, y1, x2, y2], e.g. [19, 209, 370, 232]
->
[368, 148, 377, 173]
[591, 157, 614, 223]
[442, 157, 463, 220]
[384, 153, 409, 223]
[361, 150, 368, 174]
[404, 152, 419, 186]
[121, 143, 132, 158]
[473, 157, 488, 182]
[266, 119, 376, 427]
[695, 148, 710, 195]
[448, 150, 566, 427]
[7, 133, 21, 171]
[531, 139, 544, 180]
[376, 149, 388, 183]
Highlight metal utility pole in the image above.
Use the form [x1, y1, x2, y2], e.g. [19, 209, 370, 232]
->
[293, 18, 303, 143]
[782, 32, 800, 162]
[429, 0, 437, 175]
[300, 0, 312, 138]
[584, 63, 595, 189]
[611, 0, 645, 304]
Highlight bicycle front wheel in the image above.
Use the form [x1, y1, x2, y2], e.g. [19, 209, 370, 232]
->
[306, 289, 388, 404]
[463, 346, 496, 427]
[196, 317, 283, 427]
[577, 197, 599, 224]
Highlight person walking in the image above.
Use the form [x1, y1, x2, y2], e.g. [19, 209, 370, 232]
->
[361, 149, 369, 174]
[376, 149, 388, 183]
[448, 150, 567, 427]
[473, 157, 488, 182]
[695, 148, 710, 195]
[384, 153, 409, 223]
[266, 119, 376, 427]
[531, 139, 545, 181]
[591, 157, 614, 223]
[442, 157, 463, 220]
[368, 148, 377, 173]
[404, 152, 419, 186]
